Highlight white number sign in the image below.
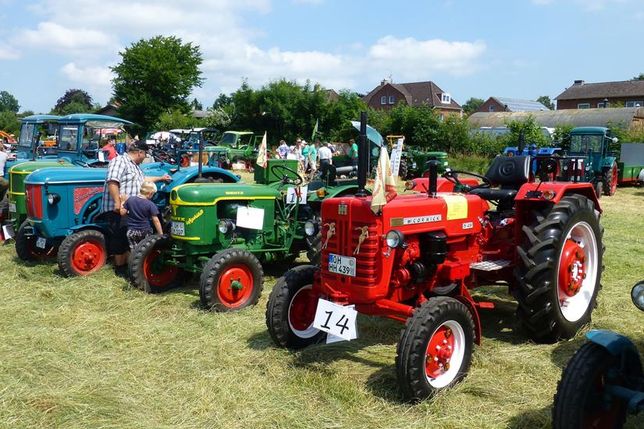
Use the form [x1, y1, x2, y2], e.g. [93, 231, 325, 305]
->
[286, 185, 308, 205]
[313, 299, 358, 342]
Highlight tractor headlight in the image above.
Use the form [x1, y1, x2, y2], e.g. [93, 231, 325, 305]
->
[218, 219, 235, 234]
[304, 220, 318, 236]
[404, 180, 415, 191]
[386, 230, 405, 248]
[47, 193, 60, 205]
[632, 281, 644, 311]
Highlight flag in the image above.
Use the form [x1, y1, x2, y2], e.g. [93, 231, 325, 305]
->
[370, 147, 397, 214]
[256, 131, 268, 168]
[311, 119, 319, 141]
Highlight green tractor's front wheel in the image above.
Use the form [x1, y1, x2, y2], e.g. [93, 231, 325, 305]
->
[129, 234, 181, 293]
[199, 249, 264, 312]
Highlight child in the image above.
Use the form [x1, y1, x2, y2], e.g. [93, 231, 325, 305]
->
[123, 181, 163, 249]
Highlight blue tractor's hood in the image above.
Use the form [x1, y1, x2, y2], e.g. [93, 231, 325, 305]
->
[25, 167, 107, 184]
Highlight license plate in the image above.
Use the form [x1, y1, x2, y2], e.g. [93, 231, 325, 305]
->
[9, 203, 16, 213]
[171, 221, 185, 236]
[36, 237, 46, 249]
[327, 253, 356, 277]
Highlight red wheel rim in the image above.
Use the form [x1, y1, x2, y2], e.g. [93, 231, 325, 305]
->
[288, 286, 317, 332]
[143, 249, 178, 288]
[216, 264, 254, 308]
[558, 239, 586, 297]
[72, 240, 105, 274]
[425, 325, 456, 379]
[609, 164, 618, 195]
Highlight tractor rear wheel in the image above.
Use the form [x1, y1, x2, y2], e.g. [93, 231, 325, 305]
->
[552, 342, 633, 429]
[593, 181, 603, 199]
[266, 264, 327, 349]
[200, 249, 263, 311]
[15, 220, 55, 261]
[399, 157, 409, 179]
[396, 297, 475, 402]
[515, 195, 603, 343]
[129, 234, 181, 293]
[57, 230, 106, 277]
[603, 162, 618, 196]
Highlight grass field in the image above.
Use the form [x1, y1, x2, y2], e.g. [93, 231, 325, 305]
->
[0, 187, 642, 429]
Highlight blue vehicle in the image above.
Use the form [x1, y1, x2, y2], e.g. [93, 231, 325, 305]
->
[4, 115, 61, 174]
[16, 164, 239, 276]
[553, 281, 644, 428]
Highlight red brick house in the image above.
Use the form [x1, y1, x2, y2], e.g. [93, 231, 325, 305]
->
[362, 80, 462, 117]
[555, 79, 644, 110]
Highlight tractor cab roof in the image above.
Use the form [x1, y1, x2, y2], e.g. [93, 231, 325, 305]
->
[58, 113, 133, 127]
[21, 114, 61, 124]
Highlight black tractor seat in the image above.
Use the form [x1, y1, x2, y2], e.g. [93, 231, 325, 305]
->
[469, 155, 530, 203]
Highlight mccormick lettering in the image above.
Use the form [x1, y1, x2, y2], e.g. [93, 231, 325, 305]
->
[400, 215, 442, 225]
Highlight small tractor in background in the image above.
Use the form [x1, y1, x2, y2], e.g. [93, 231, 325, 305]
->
[266, 113, 605, 402]
[386, 134, 449, 179]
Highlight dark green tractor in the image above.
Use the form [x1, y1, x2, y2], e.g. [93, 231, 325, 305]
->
[128, 163, 319, 310]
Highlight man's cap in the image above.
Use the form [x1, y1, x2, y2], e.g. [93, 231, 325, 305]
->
[129, 140, 150, 152]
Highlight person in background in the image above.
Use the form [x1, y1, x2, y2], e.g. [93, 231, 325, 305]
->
[308, 140, 318, 175]
[101, 141, 171, 275]
[103, 135, 119, 161]
[124, 181, 163, 250]
[0, 144, 8, 202]
[301, 139, 310, 172]
[349, 138, 359, 168]
[277, 139, 289, 159]
[318, 141, 333, 182]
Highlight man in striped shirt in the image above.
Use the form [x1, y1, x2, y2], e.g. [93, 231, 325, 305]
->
[101, 141, 171, 272]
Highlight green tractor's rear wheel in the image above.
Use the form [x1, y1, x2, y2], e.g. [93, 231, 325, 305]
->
[57, 230, 107, 277]
[515, 195, 603, 343]
[199, 249, 263, 311]
[396, 297, 475, 402]
[15, 221, 56, 262]
[129, 234, 181, 293]
[266, 264, 326, 349]
[398, 157, 409, 179]
[603, 162, 618, 196]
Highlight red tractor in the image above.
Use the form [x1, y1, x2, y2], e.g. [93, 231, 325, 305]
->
[266, 115, 604, 401]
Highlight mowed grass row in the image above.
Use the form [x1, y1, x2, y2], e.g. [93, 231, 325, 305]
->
[0, 187, 643, 429]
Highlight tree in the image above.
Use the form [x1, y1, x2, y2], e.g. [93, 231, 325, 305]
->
[500, 116, 550, 148]
[190, 98, 203, 111]
[536, 95, 555, 110]
[0, 111, 20, 134]
[633, 73, 644, 80]
[111, 35, 204, 133]
[52, 89, 94, 115]
[0, 90, 20, 113]
[462, 97, 484, 115]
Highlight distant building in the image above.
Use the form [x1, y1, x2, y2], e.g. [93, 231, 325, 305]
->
[95, 103, 120, 117]
[362, 79, 462, 117]
[468, 107, 644, 131]
[476, 97, 550, 113]
[555, 79, 644, 110]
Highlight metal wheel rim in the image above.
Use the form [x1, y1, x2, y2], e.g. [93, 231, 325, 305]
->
[287, 285, 319, 338]
[424, 320, 466, 388]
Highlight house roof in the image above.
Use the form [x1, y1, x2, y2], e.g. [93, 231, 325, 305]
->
[556, 80, 644, 100]
[363, 80, 461, 110]
[489, 97, 550, 112]
[467, 107, 644, 129]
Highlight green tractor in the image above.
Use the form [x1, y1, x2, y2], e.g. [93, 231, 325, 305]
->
[128, 161, 357, 310]
[386, 135, 449, 179]
[209, 131, 263, 169]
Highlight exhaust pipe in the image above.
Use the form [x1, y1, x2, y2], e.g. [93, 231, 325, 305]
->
[355, 111, 369, 197]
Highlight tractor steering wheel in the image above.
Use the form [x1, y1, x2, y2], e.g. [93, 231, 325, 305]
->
[270, 164, 303, 186]
[442, 169, 491, 190]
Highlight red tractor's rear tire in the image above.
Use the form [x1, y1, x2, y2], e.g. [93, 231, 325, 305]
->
[266, 264, 327, 349]
[200, 249, 263, 311]
[129, 234, 181, 293]
[603, 162, 618, 196]
[593, 181, 603, 200]
[15, 221, 55, 262]
[552, 342, 633, 429]
[57, 230, 106, 277]
[396, 297, 475, 402]
[515, 195, 603, 343]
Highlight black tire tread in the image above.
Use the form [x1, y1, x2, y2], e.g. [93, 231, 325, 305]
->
[57, 229, 106, 277]
[128, 234, 180, 293]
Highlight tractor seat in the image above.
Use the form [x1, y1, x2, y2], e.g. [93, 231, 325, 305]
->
[469, 155, 530, 202]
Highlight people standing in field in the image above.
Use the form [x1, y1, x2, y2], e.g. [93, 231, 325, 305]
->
[277, 139, 289, 159]
[318, 141, 333, 182]
[349, 138, 359, 168]
[0, 145, 8, 202]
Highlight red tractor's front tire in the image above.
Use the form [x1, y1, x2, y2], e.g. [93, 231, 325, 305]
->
[57, 230, 106, 277]
[266, 265, 326, 349]
[552, 342, 633, 429]
[129, 234, 181, 293]
[515, 195, 603, 343]
[396, 297, 475, 402]
[200, 249, 263, 311]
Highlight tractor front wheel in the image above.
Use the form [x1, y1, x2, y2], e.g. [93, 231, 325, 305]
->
[603, 162, 618, 196]
[593, 181, 603, 199]
[129, 234, 181, 293]
[57, 230, 106, 277]
[199, 249, 263, 311]
[515, 194, 603, 343]
[15, 221, 55, 261]
[552, 342, 635, 429]
[396, 297, 475, 402]
[266, 264, 326, 349]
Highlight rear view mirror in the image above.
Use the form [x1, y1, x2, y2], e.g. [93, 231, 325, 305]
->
[632, 281, 644, 311]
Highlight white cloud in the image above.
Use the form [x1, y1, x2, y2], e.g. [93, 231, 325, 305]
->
[0, 44, 20, 60]
[61, 63, 113, 88]
[17, 22, 117, 51]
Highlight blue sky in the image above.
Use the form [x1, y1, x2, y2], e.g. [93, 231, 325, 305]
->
[0, 0, 643, 113]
